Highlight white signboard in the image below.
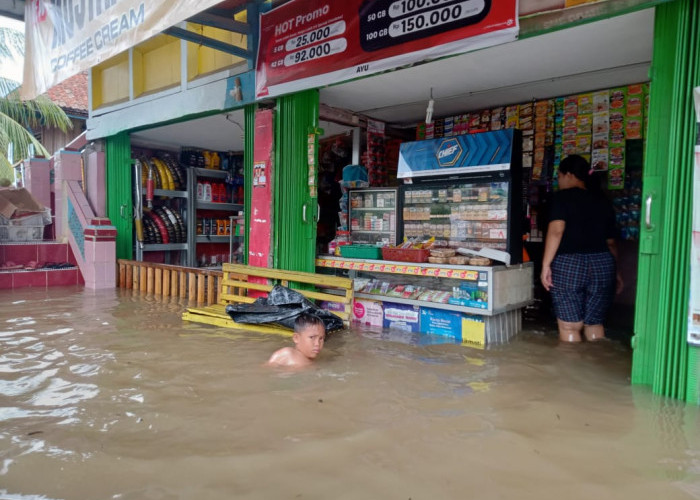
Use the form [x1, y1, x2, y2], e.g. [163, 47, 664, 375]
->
[21, 0, 227, 99]
[689, 86, 700, 346]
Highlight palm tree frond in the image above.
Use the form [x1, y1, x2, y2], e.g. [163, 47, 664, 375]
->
[0, 112, 51, 164]
[0, 91, 73, 133]
[28, 95, 74, 132]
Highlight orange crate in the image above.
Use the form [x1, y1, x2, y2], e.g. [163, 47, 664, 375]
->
[381, 247, 430, 263]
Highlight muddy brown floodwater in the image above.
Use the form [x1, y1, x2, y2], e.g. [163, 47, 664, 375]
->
[1, 286, 699, 500]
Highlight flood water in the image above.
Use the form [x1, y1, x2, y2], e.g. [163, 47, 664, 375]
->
[1, 287, 700, 500]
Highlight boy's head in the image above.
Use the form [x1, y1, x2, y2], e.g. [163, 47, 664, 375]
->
[293, 313, 326, 360]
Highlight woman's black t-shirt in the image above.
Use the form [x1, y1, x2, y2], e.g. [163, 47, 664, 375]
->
[549, 187, 616, 255]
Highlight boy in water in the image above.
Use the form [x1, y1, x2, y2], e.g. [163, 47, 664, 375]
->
[266, 313, 326, 368]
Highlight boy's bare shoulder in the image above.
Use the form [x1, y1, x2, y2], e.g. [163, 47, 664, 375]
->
[266, 347, 311, 368]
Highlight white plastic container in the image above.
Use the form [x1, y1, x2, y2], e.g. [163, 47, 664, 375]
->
[0, 225, 44, 242]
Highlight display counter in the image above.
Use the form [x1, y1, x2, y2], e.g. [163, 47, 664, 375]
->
[316, 256, 534, 347]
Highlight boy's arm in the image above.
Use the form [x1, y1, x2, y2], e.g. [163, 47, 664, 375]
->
[266, 347, 293, 366]
[266, 347, 310, 367]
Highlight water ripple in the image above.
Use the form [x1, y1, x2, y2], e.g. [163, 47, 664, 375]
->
[0, 369, 58, 397]
[30, 378, 99, 407]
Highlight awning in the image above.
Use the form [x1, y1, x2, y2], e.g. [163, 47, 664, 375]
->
[19, 0, 251, 100]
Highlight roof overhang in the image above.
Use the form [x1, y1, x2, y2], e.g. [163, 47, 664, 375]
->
[0, 0, 25, 22]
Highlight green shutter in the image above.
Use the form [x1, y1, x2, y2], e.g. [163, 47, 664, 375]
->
[105, 132, 133, 260]
[273, 89, 320, 274]
[633, 0, 700, 403]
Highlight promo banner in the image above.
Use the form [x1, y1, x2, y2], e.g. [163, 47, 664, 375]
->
[248, 108, 274, 270]
[21, 0, 227, 99]
[689, 87, 700, 346]
[256, 0, 518, 99]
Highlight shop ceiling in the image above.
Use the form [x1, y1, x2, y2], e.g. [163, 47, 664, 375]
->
[321, 8, 654, 127]
[133, 8, 653, 152]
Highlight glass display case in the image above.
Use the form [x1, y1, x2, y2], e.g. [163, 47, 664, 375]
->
[396, 129, 523, 263]
[401, 181, 511, 252]
[348, 188, 399, 246]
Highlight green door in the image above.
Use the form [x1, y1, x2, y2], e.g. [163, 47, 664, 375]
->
[632, 0, 700, 403]
[273, 89, 320, 274]
[105, 132, 133, 260]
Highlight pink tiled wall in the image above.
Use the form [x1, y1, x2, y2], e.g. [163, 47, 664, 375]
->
[0, 269, 84, 289]
[0, 242, 84, 289]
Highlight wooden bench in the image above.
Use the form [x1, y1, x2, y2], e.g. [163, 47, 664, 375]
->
[182, 263, 354, 336]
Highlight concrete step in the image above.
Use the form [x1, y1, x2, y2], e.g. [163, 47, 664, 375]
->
[0, 241, 83, 289]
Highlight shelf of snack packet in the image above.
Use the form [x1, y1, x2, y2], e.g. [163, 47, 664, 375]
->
[315, 255, 533, 316]
[316, 250, 532, 346]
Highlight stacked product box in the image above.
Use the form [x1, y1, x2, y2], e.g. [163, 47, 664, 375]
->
[609, 86, 627, 189]
[562, 95, 578, 163]
[519, 103, 534, 169]
[553, 97, 565, 176]
[591, 90, 610, 173]
[532, 100, 549, 180]
[577, 92, 594, 164]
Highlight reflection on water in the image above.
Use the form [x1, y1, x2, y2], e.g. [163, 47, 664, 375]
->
[0, 286, 699, 500]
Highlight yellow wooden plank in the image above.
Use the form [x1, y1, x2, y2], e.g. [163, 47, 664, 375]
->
[222, 279, 275, 293]
[222, 263, 352, 289]
[219, 282, 352, 305]
[328, 310, 350, 321]
[220, 280, 351, 303]
[296, 289, 352, 304]
[182, 311, 294, 337]
[186, 305, 228, 318]
[220, 294, 257, 304]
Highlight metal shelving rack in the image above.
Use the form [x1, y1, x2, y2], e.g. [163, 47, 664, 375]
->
[187, 167, 244, 267]
[134, 160, 190, 266]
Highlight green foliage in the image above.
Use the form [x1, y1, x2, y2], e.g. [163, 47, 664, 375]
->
[0, 26, 73, 178]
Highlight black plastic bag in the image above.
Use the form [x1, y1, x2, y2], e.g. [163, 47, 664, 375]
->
[225, 285, 344, 332]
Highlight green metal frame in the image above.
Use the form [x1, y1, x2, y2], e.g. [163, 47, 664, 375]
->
[273, 89, 320, 274]
[105, 132, 133, 260]
[633, 0, 700, 403]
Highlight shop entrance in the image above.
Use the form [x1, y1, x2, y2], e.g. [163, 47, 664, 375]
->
[313, 8, 655, 340]
[128, 109, 247, 269]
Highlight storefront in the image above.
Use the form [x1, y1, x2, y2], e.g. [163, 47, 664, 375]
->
[247, 0, 699, 402]
[20, 0, 699, 402]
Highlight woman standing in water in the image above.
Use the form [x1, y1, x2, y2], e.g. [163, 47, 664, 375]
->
[540, 155, 623, 342]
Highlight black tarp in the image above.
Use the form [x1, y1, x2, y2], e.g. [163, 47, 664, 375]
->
[224, 285, 344, 332]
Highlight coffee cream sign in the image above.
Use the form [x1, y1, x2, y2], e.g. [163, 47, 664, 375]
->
[21, 0, 225, 99]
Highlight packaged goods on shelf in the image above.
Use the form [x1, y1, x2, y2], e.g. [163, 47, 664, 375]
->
[352, 298, 383, 327]
[383, 302, 420, 332]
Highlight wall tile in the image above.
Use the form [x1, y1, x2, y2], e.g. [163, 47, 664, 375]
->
[4, 245, 38, 265]
[38, 244, 68, 264]
[13, 271, 46, 288]
[47, 269, 78, 286]
[0, 273, 12, 289]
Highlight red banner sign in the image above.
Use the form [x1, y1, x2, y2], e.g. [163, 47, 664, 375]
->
[249, 109, 274, 268]
[256, 0, 519, 99]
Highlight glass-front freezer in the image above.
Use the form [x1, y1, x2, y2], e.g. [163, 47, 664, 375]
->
[348, 188, 399, 246]
[401, 180, 521, 260]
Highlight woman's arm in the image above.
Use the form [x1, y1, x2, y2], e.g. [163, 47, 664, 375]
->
[607, 238, 624, 294]
[541, 220, 565, 291]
